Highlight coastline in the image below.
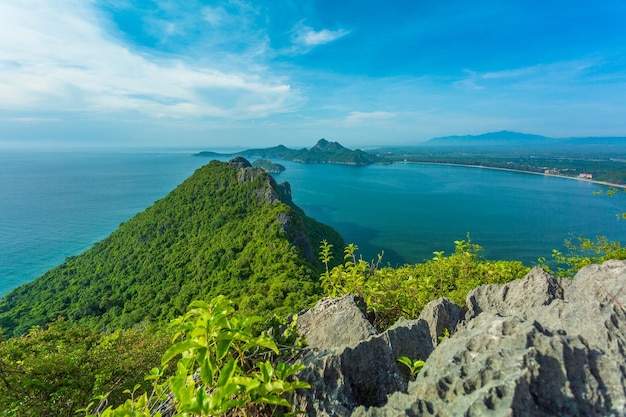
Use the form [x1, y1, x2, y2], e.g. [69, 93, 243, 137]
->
[395, 160, 626, 190]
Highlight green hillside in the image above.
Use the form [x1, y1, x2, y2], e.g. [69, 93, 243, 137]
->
[252, 158, 286, 173]
[0, 157, 344, 336]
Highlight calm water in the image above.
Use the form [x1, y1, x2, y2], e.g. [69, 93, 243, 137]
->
[1, 151, 625, 296]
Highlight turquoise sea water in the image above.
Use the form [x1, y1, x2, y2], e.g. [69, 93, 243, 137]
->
[1, 150, 625, 296]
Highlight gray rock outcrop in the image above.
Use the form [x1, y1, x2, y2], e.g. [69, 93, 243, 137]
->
[293, 261, 626, 417]
[292, 295, 464, 416]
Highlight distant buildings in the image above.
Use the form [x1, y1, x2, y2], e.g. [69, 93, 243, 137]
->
[544, 169, 593, 180]
[544, 169, 560, 175]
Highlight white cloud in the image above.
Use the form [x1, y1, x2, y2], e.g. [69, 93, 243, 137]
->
[202, 6, 229, 26]
[288, 22, 349, 54]
[343, 111, 397, 126]
[295, 27, 349, 47]
[0, 0, 299, 119]
[453, 59, 620, 91]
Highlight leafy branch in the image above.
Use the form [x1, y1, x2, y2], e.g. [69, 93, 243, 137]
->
[84, 296, 310, 417]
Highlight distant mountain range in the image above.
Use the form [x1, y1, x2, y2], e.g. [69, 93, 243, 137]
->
[197, 139, 381, 166]
[424, 130, 626, 147]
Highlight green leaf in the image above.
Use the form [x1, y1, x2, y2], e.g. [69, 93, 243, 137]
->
[161, 340, 202, 365]
[232, 376, 261, 392]
[246, 335, 279, 354]
[199, 357, 214, 385]
[290, 380, 311, 390]
[257, 394, 291, 407]
[275, 362, 305, 380]
[187, 300, 210, 310]
[216, 338, 233, 360]
[263, 380, 287, 393]
[217, 357, 238, 387]
[396, 356, 412, 368]
[258, 360, 273, 383]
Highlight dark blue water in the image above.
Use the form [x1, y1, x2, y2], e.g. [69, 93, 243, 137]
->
[1, 151, 625, 296]
[276, 162, 626, 266]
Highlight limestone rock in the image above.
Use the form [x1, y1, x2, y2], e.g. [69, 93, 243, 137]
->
[352, 260, 626, 417]
[465, 266, 565, 321]
[293, 296, 465, 416]
[297, 294, 376, 352]
[354, 313, 616, 417]
[419, 297, 465, 346]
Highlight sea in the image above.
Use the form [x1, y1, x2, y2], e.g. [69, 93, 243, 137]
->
[1, 149, 625, 297]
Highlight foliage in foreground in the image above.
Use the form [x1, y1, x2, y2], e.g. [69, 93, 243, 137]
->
[5, 234, 624, 416]
[320, 236, 530, 328]
[545, 235, 626, 277]
[84, 296, 309, 417]
[0, 320, 169, 417]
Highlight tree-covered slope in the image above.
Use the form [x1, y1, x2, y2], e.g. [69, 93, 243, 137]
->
[0, 158, 344, 336]
[252, 158, 286, 173]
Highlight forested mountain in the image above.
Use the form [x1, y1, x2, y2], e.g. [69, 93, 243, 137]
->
[196, 138, 381, 166]
[0, 157, 344, 336]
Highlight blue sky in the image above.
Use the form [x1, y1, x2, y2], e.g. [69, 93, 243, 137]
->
[1, 0, 626, 149]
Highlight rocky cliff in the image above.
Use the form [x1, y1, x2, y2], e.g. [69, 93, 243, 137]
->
[293, 260, 626, 416]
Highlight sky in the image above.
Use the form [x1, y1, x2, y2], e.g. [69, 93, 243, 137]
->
[1, 0, 626, 149]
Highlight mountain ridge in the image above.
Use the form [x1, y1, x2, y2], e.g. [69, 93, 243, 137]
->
[197, 138, 381, 166]
[424, 130, 626, 147]
[0, 157, 345, 336]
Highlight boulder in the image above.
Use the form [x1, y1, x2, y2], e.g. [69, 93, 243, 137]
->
[293, 296, 464, 416]
[296, 294, 377, 352]
[465, 266, 565, 321]
[419, 296, 465, 346]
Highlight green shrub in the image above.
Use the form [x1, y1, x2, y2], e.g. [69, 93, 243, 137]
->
[0, 320, 168, 417]
[544, 235, 626, 277]
[86, 296, 309, 417]
[320, 236, 530, 328]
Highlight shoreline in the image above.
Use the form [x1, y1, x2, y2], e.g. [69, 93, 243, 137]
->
[394, 160, 626, 190]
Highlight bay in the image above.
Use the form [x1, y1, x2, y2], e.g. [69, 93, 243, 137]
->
[1, 150, 625, 296]
[276, 161, 626, 266]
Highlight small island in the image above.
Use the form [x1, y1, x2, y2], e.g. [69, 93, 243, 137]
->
[251, 159, 285, 173]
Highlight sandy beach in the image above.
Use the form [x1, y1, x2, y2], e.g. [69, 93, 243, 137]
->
[397, 161, 626, 190]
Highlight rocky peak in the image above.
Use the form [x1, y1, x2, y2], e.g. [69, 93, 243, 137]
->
[228, 156, 252, 170]
[312, 138, 348, 152]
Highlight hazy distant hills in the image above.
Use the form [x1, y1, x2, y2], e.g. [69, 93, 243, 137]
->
[197, 138, 381, 166]
[425, 130, 554, 147]
[424, 130, 626, 148]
